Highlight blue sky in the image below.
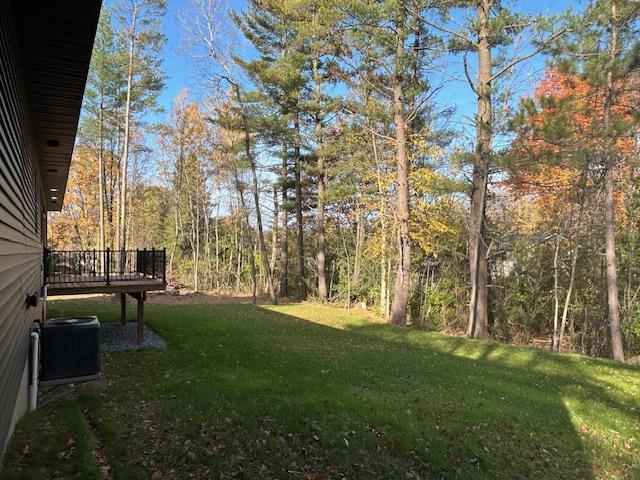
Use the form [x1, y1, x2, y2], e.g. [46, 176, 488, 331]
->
[154, 0, 249, 119]
[118, 0, 585, 130]
[99, 0, 587, 216]
[101, 0, 586, 169]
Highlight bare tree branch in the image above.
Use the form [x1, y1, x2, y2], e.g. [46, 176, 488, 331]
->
[489, 29, 569, 83]
[463, 52, 479, 95]
[403, 3, 477, 49]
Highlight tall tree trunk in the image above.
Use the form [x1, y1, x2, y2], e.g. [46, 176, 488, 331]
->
[313, 54, 328, 302]
[467, 0, 491, 339]
[559, 237, 579, 352]
[604, 1, 624, 362]
[293, 110, 306, 299]
[386, 256, 392, 317]
[315, 132, 327, 302]
[278, 36, 290, 297]
[234, 212, 241, 292]
[119, 7, 137, 271]
[185, 168, 199, 290]
[255, 238, 263, 292]
[270, 185, 279, 285]
[552, 232, 561, 351]
[194, 188, 200, 292]
[233, 85, 278, 304]
[169, 144, 184, 280]
[247, 228, 257, 303]
[98, 95, 106, 273]
[352, 206, 365, 284]
[107, 147, 116, 247]
[215, 186, 221, 290]
[169, 205, 180, 278]
[389, 21, 411, 326]
[194, 234, 200, 290]
[280, 141, 289, 296]
[372, 135, 389, 319]
[204, 202, 211, 289]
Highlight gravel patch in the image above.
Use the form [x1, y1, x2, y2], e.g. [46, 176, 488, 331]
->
[100, 322, 167, 352]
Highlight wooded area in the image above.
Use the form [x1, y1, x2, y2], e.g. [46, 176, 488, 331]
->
[49, 0, 640, 362]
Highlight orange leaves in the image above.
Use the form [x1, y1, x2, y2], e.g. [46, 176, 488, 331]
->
[48, 145, 101, 249]
[515, 67, 635, 162]
[514, 68, 596, 158]
[533, 68, 591, 104]
[507, 67, 638, 231]
[507, 69, 593, 227]
[507, 164, 578, 204]
[163, 91, 211, 160]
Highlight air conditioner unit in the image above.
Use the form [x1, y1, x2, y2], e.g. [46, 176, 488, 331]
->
[40, 316, 100, 385]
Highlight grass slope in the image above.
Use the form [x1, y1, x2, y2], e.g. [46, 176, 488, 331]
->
[4, 300, 640, 479]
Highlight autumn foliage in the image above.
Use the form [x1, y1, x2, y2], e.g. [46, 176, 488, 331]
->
[508, 68, 635, 221]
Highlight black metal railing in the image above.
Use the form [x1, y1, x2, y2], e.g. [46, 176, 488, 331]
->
[44, 248, 166, 285]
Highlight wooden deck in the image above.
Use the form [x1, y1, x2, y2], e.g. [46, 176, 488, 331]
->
[47, 274, 166, 296]
[44, 249, 167, 344]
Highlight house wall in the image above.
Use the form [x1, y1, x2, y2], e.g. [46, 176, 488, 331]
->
[0, 1, 46, 457]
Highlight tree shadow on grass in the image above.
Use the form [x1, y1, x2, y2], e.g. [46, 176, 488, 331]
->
[245, 305, 637, 478]
[32, 301, 640, 479]
[153, 304, 600, 478]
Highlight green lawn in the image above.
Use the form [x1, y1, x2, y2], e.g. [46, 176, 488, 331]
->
[4, 300, 640, 479]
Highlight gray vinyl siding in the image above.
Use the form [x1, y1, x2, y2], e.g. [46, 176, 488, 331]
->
[0, 0, 45, 456]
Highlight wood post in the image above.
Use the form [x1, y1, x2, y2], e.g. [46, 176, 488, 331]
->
[136, 291, 145, 344]
[105, 248, 111, 284]
[120, 293, 126, 325]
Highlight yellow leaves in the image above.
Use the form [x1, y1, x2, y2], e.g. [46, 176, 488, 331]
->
[366, 225, 387, 258]
[428, 217, 458, 236]
[410, 198, 462, 256]
[48, 145, 102, 249]
[506, 195, 550, 235]
[410, 164, 446, 197]
[409, 127, 443, 163]
[166, 91, 211, 156]
[410, 166, 437, 184]
[362, 168, 394, 192]
[406, 129, 461, 255]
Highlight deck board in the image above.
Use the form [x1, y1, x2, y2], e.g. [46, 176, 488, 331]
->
[47, 274, 166, 296]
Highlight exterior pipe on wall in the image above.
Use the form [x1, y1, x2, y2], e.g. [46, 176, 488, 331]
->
[28, 331, 39, 412]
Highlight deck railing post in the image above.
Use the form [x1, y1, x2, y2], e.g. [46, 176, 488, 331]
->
[143, 248, 147, 277]
[45, 248, 167, 289]
[105, 248, 111, 285]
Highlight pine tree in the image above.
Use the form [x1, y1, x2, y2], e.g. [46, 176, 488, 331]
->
[81, 7, 123, 265]
[338, 0, 437, 325]
[113, 0, 166, 261]
[550, 0, 640, 361]
[296, 0, 343, 302]
[412, 0, 566, 337]
[183, 0, 282, 304]
[233, 0, 308, 300]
